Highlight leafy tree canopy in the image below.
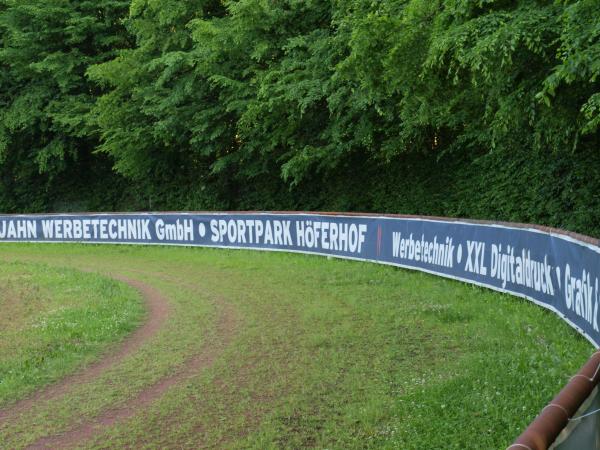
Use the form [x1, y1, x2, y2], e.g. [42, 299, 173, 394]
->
[1, 0, 599, 234]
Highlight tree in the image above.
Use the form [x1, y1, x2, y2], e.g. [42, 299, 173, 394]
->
[0, 0, 130, 211]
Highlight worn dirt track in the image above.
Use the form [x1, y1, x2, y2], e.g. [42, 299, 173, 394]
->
[0, 275, 171, 425]
[27, 298, 236, 449]
[0, 267, 239, 450]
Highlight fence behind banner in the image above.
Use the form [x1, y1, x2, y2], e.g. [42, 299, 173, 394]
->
[552, 386, 600, 449]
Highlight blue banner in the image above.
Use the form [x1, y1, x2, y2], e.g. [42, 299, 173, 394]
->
[1, 212, 599, 347]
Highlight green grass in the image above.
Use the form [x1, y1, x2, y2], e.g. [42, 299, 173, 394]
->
[0, 261, 145, 406]
[0, 243, 593, 449]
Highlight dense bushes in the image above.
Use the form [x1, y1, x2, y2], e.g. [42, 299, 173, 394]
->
[0, 1, 599, 235]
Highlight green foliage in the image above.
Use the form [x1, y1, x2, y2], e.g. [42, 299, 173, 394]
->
[88, 0, 229, 183]
[1, 0, 600, 235]
[0, 0, 131, 211]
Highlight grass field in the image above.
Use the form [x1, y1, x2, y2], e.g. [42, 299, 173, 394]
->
[0, 262, 144, 406]
[0, 243, 594, 449]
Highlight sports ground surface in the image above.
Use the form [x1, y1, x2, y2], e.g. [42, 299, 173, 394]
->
[0, 243, 594, 449]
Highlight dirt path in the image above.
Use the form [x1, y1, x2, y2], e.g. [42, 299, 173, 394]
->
[0, 275, 171, 424]
[24, 272, 238, 450]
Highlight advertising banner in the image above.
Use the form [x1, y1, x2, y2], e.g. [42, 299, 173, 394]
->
[1, 212, 599, 347]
